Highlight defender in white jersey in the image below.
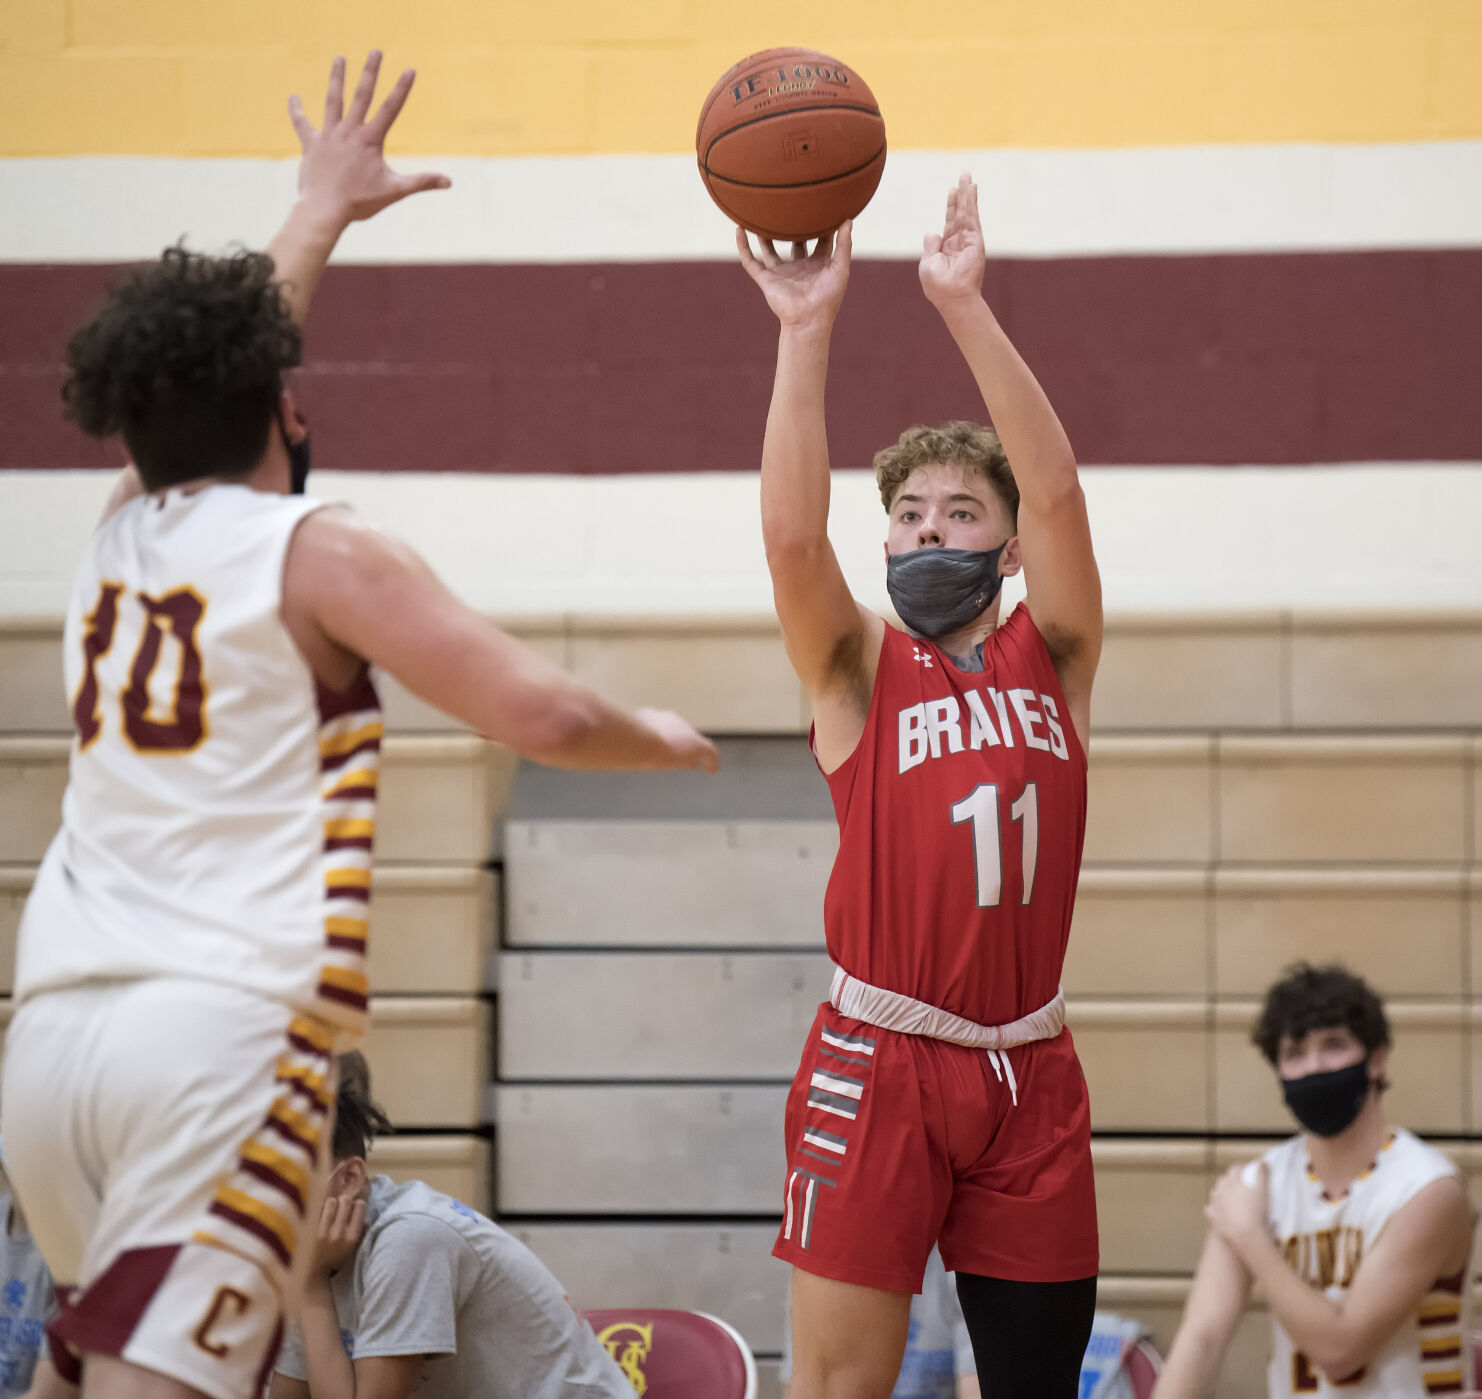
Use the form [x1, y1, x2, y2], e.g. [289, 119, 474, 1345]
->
[2, 52, 716, 1399]
[1154, 965, 1475, 1399]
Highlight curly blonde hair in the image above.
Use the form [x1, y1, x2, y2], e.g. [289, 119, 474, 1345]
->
[873, 421, 1018, 527]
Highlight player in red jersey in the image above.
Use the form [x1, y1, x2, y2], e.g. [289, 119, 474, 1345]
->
[737, 174, 1103, 1399]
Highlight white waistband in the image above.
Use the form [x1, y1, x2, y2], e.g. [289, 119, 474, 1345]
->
[828, 968, 1066, 1052]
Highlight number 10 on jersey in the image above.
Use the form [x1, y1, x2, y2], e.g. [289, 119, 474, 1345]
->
[951, 782, 1039, 908]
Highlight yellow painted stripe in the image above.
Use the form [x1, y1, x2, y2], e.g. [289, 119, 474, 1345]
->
[1, 2, 1478, 156]
[326, 867, 373, 890]
[323, 818, 376, 841]
[1425, 1370, 1463, 1388]
[240, 1140, 312, 1201]
[319, 722, 383, 759]
[327, 768, 379, 798]
[213, 1186, 297, 1257]
[325, 917, 369, 942]
[1420, 1303, 1461, 1323]
[288, 1016, 336, 1055]
[321, 965, 370, 996]
[276, 1062, 332, 1106]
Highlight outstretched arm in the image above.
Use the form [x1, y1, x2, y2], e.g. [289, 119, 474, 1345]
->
[920, 175, 1102, 733]
[737, 224, 884, 770]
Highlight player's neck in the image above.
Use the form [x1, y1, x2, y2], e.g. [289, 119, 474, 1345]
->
[1303, 1098, 1390, 1195]
[925, 604, 1003, 669]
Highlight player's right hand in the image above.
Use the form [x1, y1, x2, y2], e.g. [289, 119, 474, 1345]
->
[288, 51, 451, 227]
[736, 221, 852, 330]
[636, 708, 721, 773]
[310, 1192, 366, 1276]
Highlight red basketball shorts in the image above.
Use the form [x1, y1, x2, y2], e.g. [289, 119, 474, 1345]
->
[772, 1002, 1098, 1292]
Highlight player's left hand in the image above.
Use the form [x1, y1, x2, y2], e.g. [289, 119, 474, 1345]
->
[310, 1191, 367, 1276]
[1204, 1161, 1269, 1254]
[288, 51, 451, 226]
[919, 172, 986, 312]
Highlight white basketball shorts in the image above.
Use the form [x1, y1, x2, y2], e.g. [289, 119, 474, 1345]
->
[0, 977, 337, 1399]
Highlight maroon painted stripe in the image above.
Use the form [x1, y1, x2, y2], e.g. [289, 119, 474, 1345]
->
[240, 1156, 307, 1213]
[287, 1030, 335, 1060]
[207, 1200, 293, 1267]
[266, 1116, 317, 1156]
[327, 785, 378, 802]
[6, 251, 1480, 471]
[327, 934, 368, 952]
[275, 1072, 332, 1113]
[327, 884, 372, 903]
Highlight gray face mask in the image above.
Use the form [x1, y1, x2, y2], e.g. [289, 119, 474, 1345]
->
[885, 543, 1008, 638]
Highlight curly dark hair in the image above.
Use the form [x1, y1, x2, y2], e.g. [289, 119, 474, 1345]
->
[1252, 962, 1391, 1067]
[333, 1051, 393, 1161]
[62, 245, 301, 490]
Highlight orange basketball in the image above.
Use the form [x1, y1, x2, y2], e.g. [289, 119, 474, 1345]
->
[696, 48, 887, 241]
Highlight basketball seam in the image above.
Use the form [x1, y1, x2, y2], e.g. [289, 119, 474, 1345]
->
[701, 103, 883, 168]
[702, 142, 888, 192]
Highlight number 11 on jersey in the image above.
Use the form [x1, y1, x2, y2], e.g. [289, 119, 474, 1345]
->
[950, 782, 1039, 909]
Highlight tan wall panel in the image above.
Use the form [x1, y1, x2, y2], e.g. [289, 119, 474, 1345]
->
[1213, 870, 1467, 997]
[1473, 1003, 1482, 1134]
[1065, 871, 1210, 997]
[1214, 1002, 1468, 1135]
[376, 736, 513, 863]
[566, 628, 803, 734]
[1073, 1002, 1211, 1132]
[0, 738, 67, 862]
[1084, 739, 1214, 866]
[364, 996, 490, 1129]
[1471, 875, 1482, 999]
[1290, 618, 1482, 729]
[1092, 1141, 1211, 1274]
[367, 1135, 491, 1215]
[0, 630, 69, 733]
[1094, 619, 1284, 731]
[0, 867, 27, 993]
[1474, 741, 1482, 864]
[1217, 738, 1469, 864]
[368, 867, 495, 994]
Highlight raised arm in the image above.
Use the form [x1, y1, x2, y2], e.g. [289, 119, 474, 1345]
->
[920, 175, 1102, 729]
[1152, 1229, 1253, 1399]
[737, 226, 884, 766]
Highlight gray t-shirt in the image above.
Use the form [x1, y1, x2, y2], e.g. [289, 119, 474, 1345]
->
[0, 1198, 55, 1399]
[276, 1177, 632, 1399]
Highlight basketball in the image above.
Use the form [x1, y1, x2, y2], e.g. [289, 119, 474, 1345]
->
[696, 48, 886, 241]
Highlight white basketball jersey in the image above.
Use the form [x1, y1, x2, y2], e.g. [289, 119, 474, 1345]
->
[1245, 1129, 1473, 1398]
[17, 484, 380, 1038]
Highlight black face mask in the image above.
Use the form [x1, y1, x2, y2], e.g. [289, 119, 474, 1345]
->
[885, 543, 1008, 639]
[280, 412, 311, 495]
[1282, 1059, 1373, 1139]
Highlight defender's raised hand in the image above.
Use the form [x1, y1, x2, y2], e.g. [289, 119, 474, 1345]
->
[737, 222, 852, 330]
[920, 173, 986, 311]
[288, 52, 450, 226]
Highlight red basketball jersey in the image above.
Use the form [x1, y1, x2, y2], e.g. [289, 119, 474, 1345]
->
[819, 605, 1088, 1026]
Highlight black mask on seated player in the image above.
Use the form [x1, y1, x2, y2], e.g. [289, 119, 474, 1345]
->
[885, 543, 1008, 639]
[279, 410, 312, 495]
[1281, 1058, 1373, 1138]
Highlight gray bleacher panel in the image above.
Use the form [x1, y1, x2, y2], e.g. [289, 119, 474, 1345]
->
[498, 952, 832, 1078]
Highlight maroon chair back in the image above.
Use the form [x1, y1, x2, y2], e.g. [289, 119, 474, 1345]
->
[584, 1308, 756, 1399]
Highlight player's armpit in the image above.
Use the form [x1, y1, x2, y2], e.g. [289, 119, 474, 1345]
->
[1152, 1229, 1251, 1399]
[767, 540, 883, 704]
[1305, 1174, 1470, 1380]
[349, 1355, 424, 1399]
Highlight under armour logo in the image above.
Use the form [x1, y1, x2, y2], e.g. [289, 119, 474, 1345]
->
[913, 647, 933, 667]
